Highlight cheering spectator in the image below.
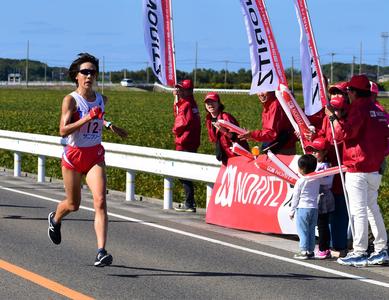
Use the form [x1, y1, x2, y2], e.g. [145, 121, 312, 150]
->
[204, 92, 249, 165]
[289, 154, 320, 260]
[305, 138, 334, 259]
[172, 79, 201, 213]
[327, 74, 389, 267]
[238, 91, 297, 155]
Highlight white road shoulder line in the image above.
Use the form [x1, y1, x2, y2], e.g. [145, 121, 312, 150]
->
[1, 184, 389, 289]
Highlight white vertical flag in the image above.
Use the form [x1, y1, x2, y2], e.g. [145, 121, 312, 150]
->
[143, 0, 176, 87]
[239, 0, 287, 94]
[294, 0, 327, 116]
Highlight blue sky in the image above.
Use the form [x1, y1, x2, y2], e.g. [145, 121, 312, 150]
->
[0, 0, 388, 72]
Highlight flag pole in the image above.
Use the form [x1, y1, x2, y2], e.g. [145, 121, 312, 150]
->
[168, 0, 178, 114]
[169, 0, 177, 85]
[299, 0, 354, 237]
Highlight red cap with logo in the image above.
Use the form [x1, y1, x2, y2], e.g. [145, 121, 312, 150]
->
[328, 82, 347, 94]
[305, 137, 328, 152]
[175, 79, 194, 90]
[346, 75, 371, 91]
[330, 95, 348, 110]
[370, 81, 379, 95]
[204, 92, 220, 102]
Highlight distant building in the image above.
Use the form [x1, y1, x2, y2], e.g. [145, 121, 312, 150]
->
[8, 73, 21, 83]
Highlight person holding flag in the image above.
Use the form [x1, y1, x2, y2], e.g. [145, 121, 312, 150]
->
[172, 79, 201, 212]
[327, 74, 389, 267]
[204, 92, 249, 165]
[238, 91, 297, 155]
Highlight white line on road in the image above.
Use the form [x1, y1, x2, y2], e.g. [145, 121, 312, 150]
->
[1, 184, 389, 289]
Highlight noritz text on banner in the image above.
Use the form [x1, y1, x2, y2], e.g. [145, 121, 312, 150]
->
[143, 0, 176, 87]
[294, 0, 327, 116]
[239, 0, 287, 94]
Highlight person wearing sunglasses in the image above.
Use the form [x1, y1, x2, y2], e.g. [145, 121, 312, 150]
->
[48, 53, 128, 267]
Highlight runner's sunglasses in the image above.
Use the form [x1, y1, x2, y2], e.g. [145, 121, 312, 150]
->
[79, 69, 97, 76]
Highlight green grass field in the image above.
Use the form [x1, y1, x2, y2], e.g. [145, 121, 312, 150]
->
[0, 87, 388, 226]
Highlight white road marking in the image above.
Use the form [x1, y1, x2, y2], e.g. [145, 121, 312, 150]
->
[1, 184, 389, 289]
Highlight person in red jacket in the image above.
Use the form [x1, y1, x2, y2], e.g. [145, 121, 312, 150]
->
[204, 92, 249, 165]
[238, 91, 297, 155]
[172, 79, 201, 212]
[326, 74, 389, 267]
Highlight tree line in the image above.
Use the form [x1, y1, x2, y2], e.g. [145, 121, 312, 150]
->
[0, 58, 388, 90]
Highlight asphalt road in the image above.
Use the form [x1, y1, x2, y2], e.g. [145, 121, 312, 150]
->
[1, 171, 389, 299]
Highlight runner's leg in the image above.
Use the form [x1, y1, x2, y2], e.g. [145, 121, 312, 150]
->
[54, 166, 82, 223]
[86, 162, 107, 250]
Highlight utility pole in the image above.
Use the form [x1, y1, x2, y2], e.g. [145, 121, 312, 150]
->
[330, 52, 335, 83]
[146, 62, 150, 83]
[44, 62, 47, 83]
[382, 32, 388, 67]
[291, 56, 294, 93]
[377, 59, 380, 80]
[193, 41, 198, 87]
[224, 60, 229, 88]
[101, 56, 105, 94]
[351, 56, 356, 77]
[359, 41, 363, 74]
[25, 40, 29, 87]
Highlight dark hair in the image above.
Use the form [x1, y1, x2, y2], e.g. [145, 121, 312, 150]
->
[68, 53, 99, 83]
[349, 87, 371, 98]
[298, 154, 317, 175]
[204, 101, 225, 113]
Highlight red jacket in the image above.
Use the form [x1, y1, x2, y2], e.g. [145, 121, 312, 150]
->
[251, 96, 297, 153]
[172, 96, 201, 152]
[205, 111, 249, 163]
[334, 96, 389, 173]
[315, 116, 345, 195]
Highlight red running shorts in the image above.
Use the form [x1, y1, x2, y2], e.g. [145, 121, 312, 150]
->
[62, 144, 105, 174]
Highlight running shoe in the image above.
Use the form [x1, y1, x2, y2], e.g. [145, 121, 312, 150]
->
[337, 252, 368, 267]
[48, 211, 61, 245]
[94, 250, 113, 267]
[367, 250, 389, 266]
[315, 249, 331, 259]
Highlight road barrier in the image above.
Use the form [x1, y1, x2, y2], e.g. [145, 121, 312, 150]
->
[0, 130, 221, 209]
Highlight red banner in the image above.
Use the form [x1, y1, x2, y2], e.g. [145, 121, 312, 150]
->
[206, 155, 299, 234]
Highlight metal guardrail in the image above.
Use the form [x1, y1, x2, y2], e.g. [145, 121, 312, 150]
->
[0, 130, 221, 209]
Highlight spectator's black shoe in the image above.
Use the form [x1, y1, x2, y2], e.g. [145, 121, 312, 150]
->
[174, 203, 196, 213]
[94, 250, 113, 267]
[48, 211, 61, 245]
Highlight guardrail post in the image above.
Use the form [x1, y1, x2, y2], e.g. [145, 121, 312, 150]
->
[37, 155, 46, 182]
[206, 183, 214, 210]
[14, 152, 21, 177]
[125, 170, 136, 201]
[163, 177, 173, 210]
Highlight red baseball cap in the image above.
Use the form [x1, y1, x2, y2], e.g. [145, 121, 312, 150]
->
[346, 75, 371, 91]
[204, 92, 220, 102]
[305, 137, 328, 152]
[328, 82, 347, 94]
[370, 81, 379, 95]
[175, 79, 193, 90]
[330, 95, 347, 110]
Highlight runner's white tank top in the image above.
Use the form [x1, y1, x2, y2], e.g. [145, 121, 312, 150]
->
[65, 91, 105, 147]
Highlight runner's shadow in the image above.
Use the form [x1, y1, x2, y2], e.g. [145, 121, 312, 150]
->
[1, 215, 137, 223]
[0, 204, 45, 208]
[107, 265, 348, 280]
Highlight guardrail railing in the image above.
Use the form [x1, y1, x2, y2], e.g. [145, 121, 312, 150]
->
[0, 130, 221, 209]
